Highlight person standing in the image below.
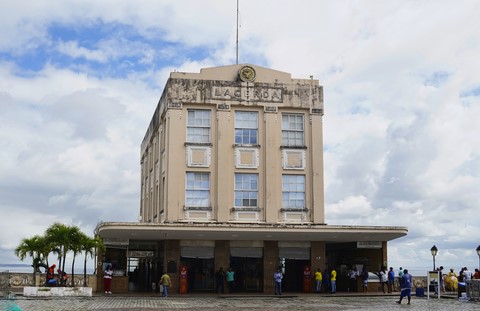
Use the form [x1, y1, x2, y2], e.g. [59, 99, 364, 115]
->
[103, 265, 113, 294]
[396, 269, 412, 305]
[274, 267, 283, 295]
[348, 267, 358, 292]
[323, 269, 330, 293]
[226, 268, 235, 293]
[379, 266, 388, 293]
[159, 272, 172, 297]
[330, 268, 337, 293]
[473, 268, 480, 279]
[215, 267, 225, 294]
[398, 267, 404, 283]
[314, 268, 322, 293]
[360, 267, 369, 293]
[463, 267, 472, 281]
[437, 266, 444, 293]
[388, 267, 395, 293]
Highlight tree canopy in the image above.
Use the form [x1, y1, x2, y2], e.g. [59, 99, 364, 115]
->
[14, 223, 104, 287]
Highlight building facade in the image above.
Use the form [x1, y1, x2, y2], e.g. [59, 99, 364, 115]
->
[96, 64, 407, 294]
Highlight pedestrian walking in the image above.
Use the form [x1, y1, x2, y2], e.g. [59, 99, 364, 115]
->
[159, 272, 172, 297]
[396, 269, 412, 305]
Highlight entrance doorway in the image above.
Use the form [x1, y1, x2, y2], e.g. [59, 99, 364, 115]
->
[283, 259, 310, 292]
[229, 257, 263, 292]
[180, 257, 214, 292]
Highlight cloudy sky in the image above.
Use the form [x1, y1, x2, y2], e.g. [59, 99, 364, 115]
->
[1, 0, 479, 273]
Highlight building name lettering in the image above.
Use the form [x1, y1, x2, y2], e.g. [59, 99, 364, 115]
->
[212, 86, 282, 102]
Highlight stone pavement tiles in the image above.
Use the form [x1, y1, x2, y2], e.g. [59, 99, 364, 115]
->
[1, 295, 479, 311]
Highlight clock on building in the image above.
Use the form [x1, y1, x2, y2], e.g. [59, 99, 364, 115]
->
[238, 65, 256, 82]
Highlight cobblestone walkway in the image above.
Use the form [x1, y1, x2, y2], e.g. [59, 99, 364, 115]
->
[1, 294, 479, 311]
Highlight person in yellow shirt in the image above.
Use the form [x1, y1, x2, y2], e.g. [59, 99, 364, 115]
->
[159, 272, 172, 297]
[331, 268, 337, 293]
[314, 268, 323, 293]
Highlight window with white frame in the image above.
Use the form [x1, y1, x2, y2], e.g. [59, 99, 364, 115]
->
[234, 173, 258, 208]
[282, 175, 305, 209]
[185, 172, 210, 207]
[235, 111, 258, 145]
[282, 113, 304, 146]
[187, 110, 210, 143]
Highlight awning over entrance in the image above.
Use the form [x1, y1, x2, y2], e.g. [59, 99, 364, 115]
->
[96, 222, 407, 243]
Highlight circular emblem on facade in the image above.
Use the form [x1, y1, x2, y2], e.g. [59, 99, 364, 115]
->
[238, 65, 256, 82]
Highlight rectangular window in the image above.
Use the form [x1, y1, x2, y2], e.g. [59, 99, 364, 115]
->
[187, 110, 210, 143]
[282, 113, 304, 146]
[282, 175, 305, 209]
[186, 172, 210, 207]
[234, 173, 258, 207]
[235, 111, 258, 144]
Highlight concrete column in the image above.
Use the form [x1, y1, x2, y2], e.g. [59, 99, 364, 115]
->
[263, 241, 278, 294]
[311, 241, 326, 272]
[264, 112, 281, 223]
[215, 110, 233, 222]
[164, 240, 180, 293]
[215, 240, 230, 271]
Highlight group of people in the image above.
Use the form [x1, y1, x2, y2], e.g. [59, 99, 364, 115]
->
[458, 266, 480, 281]
[45, 263, 69, 287]
[103, 264, 174, 297]
[435, 266, 480, 292]
[378, 266, 396, 293]
[311, 268, 338, 293]
[214, 267, 236, 294]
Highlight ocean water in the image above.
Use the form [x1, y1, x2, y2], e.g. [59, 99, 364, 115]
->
[0, 264, 95, 274]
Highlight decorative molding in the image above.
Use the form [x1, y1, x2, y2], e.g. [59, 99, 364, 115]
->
[264, 106, 278, 113]
[168, 102, 182, 109]
[184, 210, 211, 221]
[186, 146, 211, 167]
[233, 211, 260, 222]
[235, 147, 259, 169]
[282, 211, 308, 223]
[282, 149, 306, 170]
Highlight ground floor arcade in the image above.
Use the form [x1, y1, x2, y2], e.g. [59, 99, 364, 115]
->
[95, 222, 407, 294]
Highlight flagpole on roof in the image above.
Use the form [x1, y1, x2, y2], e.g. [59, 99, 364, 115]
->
[236, 0, 239, 64]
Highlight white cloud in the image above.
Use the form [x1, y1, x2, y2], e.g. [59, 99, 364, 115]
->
[57, 41, 108, 62]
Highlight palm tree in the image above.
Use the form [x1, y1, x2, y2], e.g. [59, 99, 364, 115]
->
[45, 223, 67, 280]
[80, 235, 105, 286]
[68, 226, 83, 286]
[14, 235, 46, 286]
[45, 223, 80, 283]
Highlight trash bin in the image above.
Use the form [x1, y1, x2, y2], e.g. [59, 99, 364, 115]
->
[458, 282, 466, 298]
[415, 287, 424, 297]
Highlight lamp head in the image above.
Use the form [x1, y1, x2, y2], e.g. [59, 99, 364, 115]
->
[430, 245, 438, 256]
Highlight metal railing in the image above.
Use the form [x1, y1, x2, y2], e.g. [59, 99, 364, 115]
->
[466, 280, 480, 301]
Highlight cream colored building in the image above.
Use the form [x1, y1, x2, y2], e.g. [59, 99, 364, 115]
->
[96, 64, 407, 294]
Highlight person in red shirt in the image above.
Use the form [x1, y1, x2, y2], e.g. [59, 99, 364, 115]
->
[474, 269, 480, 279]
[46, 264, 56, 286]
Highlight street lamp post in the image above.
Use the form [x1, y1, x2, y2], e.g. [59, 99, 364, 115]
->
[430, 245, 438, 271]
[476, 245, 480, 269]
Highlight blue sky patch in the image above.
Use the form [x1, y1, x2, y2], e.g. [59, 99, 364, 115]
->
[423, 71, 449, 87]
[460, 85, 480, 97]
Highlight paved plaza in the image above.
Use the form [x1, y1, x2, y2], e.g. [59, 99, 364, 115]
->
[1, 293, 479, 311]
